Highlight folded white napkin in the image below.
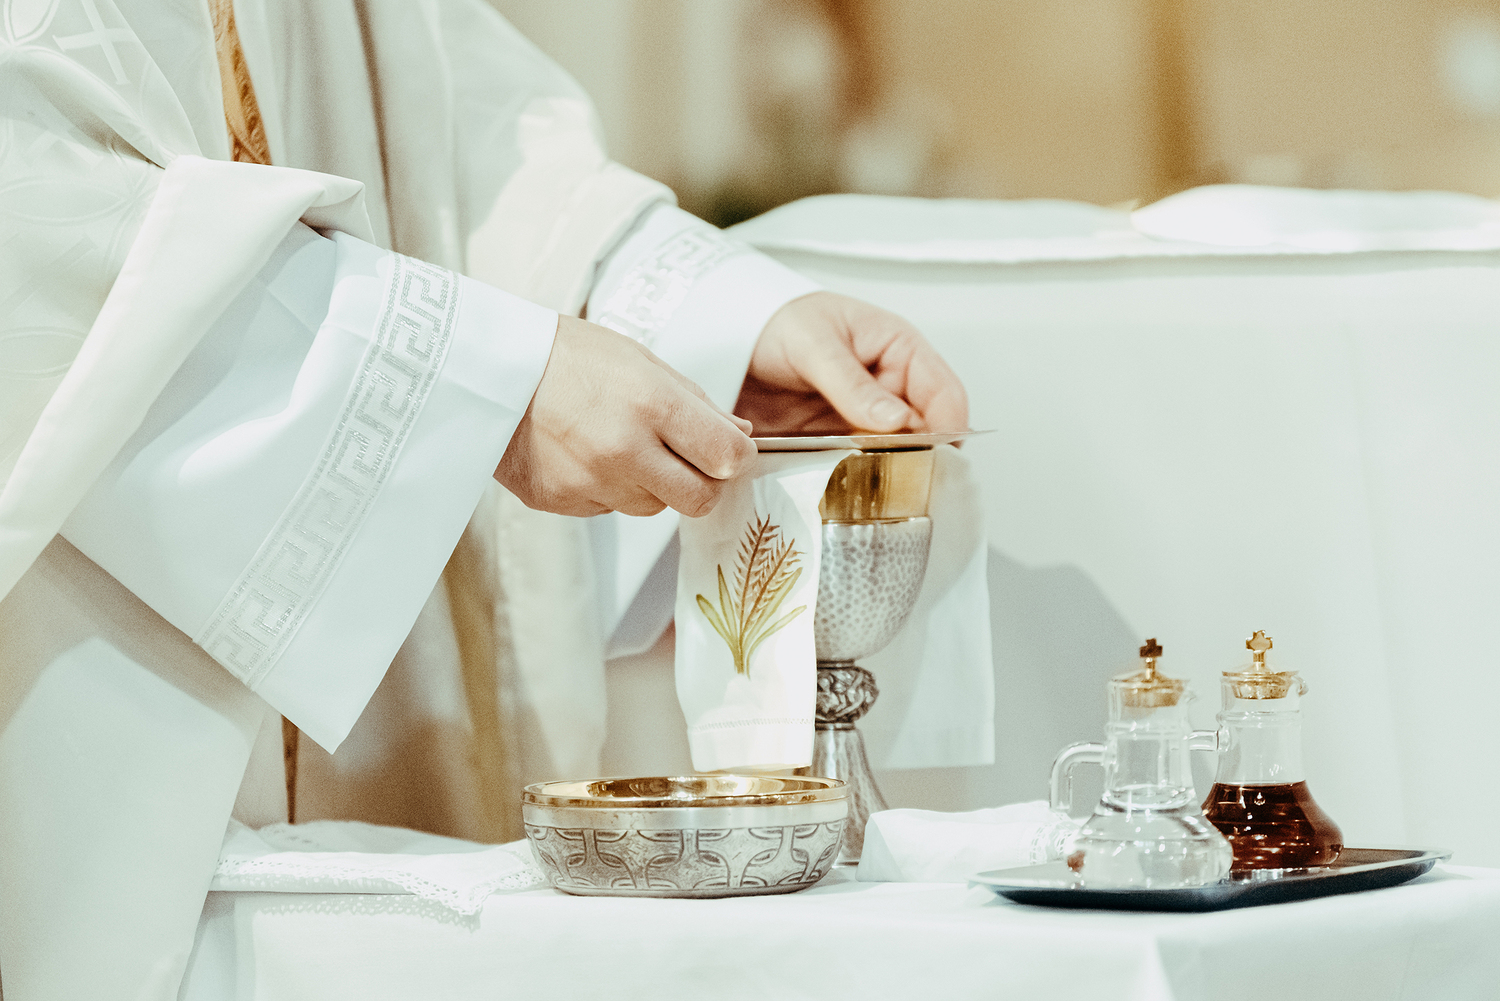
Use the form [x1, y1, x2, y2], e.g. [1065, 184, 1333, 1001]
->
[213, 820, 544, 915]
[856, 801, 1078, 883]
[1132, 184, 1500, 252]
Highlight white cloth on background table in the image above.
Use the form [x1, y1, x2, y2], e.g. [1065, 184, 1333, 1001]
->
[1131, 184, 1500, 252]
[213, 820, 543, 916]
[180, 863, 1500, 1001]
[730, 186, 1500, 264]
[857, 801, 1077, 883]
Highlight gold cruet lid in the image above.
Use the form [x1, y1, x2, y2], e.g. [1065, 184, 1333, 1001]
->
[1112, 638, 1186, 708]
[1222, 630, 1305, 699]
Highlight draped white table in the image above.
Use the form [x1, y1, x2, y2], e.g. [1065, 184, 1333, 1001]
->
[181, 864, 1500, 1000]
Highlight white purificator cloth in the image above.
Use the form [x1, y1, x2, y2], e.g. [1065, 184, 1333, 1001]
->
[674, 450, 850, 771]
[675, 445, 994, 772]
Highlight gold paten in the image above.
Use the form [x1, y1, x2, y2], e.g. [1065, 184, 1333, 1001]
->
[1114, 637, 1186, 708]
[1224, 630, 1304, 699]
[819, 448, 935, 523]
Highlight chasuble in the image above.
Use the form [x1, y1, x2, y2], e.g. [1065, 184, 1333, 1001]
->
[0, 1, 817, 997]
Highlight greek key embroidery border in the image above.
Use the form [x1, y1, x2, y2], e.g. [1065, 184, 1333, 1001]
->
[196, 254, 461, 688]
[591, 227, 743, 346]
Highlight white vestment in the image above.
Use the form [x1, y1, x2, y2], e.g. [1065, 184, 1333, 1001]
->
[0, 1, 816, 997]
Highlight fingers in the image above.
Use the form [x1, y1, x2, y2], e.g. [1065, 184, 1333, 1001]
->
[652, 386, 758, 482]
[794, 330, 914, 433]
[631, 450, 731, 518]
[891, 340, 970, 432]
[653, 350, 756, 436]
[566, 427, 739, 519]
[587, 394, 745, 517]
[503, 441, 724, 520]
[749, 292, 970, 435]
[495, 317, 757, 519]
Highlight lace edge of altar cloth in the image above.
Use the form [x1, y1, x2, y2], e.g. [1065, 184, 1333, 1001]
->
[212, 819, 546, 916]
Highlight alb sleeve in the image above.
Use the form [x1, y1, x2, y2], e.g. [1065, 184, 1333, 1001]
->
[62, 224, 556, 750]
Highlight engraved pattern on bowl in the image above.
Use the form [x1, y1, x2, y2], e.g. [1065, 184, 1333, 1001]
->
[524, 820, 845, 898]
[521, 776, 848, 898]
[813, 518, 933, 662]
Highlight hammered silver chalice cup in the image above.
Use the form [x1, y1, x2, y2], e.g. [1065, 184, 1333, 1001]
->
[812, 449, 935, 864]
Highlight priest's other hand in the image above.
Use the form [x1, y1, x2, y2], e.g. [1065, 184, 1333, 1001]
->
[497, 316, 757, 517]
[736, 291, 969, 436]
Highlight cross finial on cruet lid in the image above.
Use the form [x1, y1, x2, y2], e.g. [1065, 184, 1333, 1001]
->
[1246, 630, 1272, 671]
[1115, 637, 1183, 708]
[1226, 629, 1305, 699]
[1138, 637, 1163, 680]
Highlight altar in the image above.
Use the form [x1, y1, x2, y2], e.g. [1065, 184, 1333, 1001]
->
[182, 864, 1500, 999]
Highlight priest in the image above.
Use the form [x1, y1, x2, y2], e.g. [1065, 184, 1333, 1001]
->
[0, 1, 967, 998]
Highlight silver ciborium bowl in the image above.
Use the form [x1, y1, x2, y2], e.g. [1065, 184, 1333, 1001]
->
[522, 775, 847, 897]
[812, 449, 935, 864]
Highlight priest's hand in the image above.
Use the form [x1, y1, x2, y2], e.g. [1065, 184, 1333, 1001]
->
[736, 291, 969, 436]
[497, 316, 757, 517]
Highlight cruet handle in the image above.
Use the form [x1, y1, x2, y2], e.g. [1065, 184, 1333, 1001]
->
[1188, 729, 1221, 793]
[1048, 741, 1104, 815]
[1188, 729, 1220, 754]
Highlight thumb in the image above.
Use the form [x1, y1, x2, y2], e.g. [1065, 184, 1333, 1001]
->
[799, 343, 913, 432]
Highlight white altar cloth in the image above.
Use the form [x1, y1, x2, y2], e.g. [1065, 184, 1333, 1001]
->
[181, 864, 1500, 1000]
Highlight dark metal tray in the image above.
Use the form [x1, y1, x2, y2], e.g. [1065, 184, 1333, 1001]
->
[972, 847, 1451, 912]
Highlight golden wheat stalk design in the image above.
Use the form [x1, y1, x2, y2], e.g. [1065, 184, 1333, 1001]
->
[696, 514, 807, 678]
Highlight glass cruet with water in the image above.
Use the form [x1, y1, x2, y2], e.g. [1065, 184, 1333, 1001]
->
[1050, 639, 1233, 888]
[1200, 631, 1343, 871]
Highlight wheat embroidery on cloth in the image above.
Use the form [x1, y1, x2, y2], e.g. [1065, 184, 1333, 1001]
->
[696, 513, 806, 678]
[675, 450, 853, 771]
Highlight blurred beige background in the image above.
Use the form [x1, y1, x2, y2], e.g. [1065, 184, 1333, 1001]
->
[493, 0, 1500, 223]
